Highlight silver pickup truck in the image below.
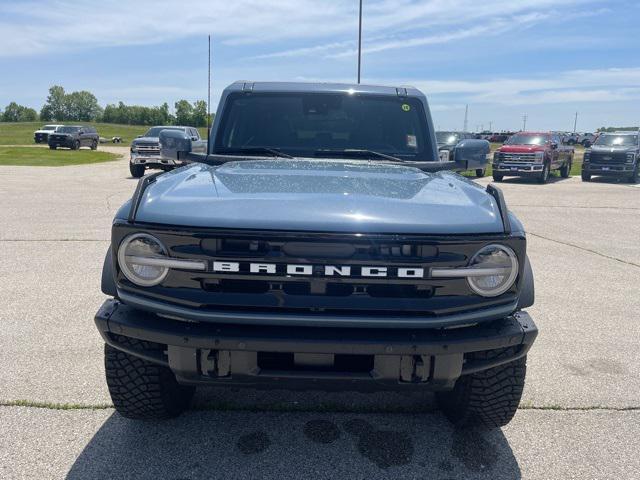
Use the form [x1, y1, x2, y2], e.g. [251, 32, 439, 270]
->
[129, 126, 206, 177]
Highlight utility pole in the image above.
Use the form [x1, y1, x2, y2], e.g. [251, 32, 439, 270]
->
[489, 121, 493, 132]
[357, 0, 363, 84]
[573, 112, 578, 133]
[207, 35, 211, 146]
[522, 114, 528, 131]
[463, 104, 468, 132]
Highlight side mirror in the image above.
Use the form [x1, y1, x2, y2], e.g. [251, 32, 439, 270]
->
[550, 142, 558, 149]
[160, 129, 192, 161]
[136, 135, 143, 138]
[453, 139, 490, 171]
[78, 130, 84, 135]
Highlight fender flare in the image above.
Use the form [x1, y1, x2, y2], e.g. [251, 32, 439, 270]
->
[517, 255, 535, 309]
[101, 247, 117, 297]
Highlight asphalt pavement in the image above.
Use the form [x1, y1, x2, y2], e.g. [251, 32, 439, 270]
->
[1, 150, 638, 479]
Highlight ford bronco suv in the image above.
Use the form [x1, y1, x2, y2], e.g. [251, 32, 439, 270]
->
[582, 131, 639, 183]
[129, 126, 207, 178]
[493, 131, 574, 183]
[48, 125, 99, 150]
[96, 82, 537, 428]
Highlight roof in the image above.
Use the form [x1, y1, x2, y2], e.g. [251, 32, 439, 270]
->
[226, 81, 424, 97]
[606, 131, 639, 135]
[518, 131, 553, 135]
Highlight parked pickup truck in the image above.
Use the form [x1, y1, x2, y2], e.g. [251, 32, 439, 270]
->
[34, 124, 63, 144]
[96, 81, 536, 428]
[129, 126, 206, 178]
[582, 131, 639, 183]
[493, 131, 574, 183]
[48, 125, 99, 150]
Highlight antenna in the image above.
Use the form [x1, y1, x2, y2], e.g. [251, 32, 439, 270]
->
[207, 35, 211, 148]
[357, 0, 363, 83]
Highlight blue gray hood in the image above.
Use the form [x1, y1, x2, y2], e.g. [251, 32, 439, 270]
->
[132, 159, 504, 234]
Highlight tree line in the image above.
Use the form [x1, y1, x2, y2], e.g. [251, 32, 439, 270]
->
[0, 85, 213, 127]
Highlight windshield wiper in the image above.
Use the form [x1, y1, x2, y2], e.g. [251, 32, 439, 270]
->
[216, 147, 294, 159]
[314, 149, 404, 163]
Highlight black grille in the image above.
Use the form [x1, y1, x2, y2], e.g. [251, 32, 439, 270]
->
[589, 152, 628, 164]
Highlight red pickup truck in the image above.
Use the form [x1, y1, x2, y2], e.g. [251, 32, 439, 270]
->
[492, 132, 574, 183]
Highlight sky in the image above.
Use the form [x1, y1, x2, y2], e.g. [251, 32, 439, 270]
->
[0, 0, 639, 132]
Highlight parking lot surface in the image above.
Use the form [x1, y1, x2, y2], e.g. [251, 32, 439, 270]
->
[1, 149, 639, 479]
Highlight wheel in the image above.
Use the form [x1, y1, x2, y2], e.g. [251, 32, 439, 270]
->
[475, 168, 486, 178]
[537, 163, 550, 184]
[105, 337, 195, 420]
[436, 347, 526, 428]
[91, 139, 98, 150]
[628, 165, 639, 184]
[49, 145, 57, 150]
[130, 163, 145, 178]
[581, 171, 591, 182]
[72, 140, 80, 150]
[560, 157, 572, 178]
[492, 174, 503, 182]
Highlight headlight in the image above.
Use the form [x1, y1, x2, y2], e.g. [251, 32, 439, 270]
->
[430, 244, 519, 297]
[118, 233, 169, 286]
[534, 151, 545, 163]
[626, 153, 636, 164]
[131, 145, 138, 153]
[493, 151, 500, 161]
[466, 244, 519, 297]
[117, 233, 207, 287]
[583, 151, 590, 162]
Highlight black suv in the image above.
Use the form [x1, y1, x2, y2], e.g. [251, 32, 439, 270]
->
[48, 126, 99, 150]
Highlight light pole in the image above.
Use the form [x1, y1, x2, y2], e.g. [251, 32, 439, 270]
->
[357, 0, 363, 84]
[573, 112, 578, 133]
[522, 114, 528, 131]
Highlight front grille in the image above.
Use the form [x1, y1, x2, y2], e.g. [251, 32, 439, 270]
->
[135, 143, 160, 156]
[114, 226, 525, 318]
[497, 152, 537, 162]
[589, 153, 628, 164]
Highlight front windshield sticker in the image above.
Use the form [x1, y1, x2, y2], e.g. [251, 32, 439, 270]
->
[401, 104, 411, 112]
[407, 135, 417, 148]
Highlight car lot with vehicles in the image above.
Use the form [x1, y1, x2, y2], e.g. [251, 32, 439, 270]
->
[1, 149, 638, 478]
[48, 125, 100, 150]
[129, 125, 207, 177]
[493, 132, 574, 183]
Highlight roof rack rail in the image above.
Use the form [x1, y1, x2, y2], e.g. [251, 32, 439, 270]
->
[128, 172, 164, 223]
[486, 184, 511, 234]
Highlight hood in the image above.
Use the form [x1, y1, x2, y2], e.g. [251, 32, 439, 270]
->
[590, 145, 636, 153]
[131, 136, 159, 145]
[133, 159, 504, 234]
[499, 145, 546, 153]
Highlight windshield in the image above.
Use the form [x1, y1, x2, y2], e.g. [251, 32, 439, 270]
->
[58, 126, 80, 133]
[436, 132, 459, 144]
[43, 125, 57, 131]
[144, 127, 184, 137]
[505, 134, 548, 146]
[214, 92, 432, 160]
[594, 135, 638, 146]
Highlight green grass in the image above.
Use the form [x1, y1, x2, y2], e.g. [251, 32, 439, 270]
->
[0, 146, 120, 166]
[0, 122, 208, 146]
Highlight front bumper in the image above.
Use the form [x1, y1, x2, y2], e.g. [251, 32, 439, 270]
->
[583, 163, 635, 177]
[95, 299, 537, 390]
[130, 154, 179, 167]
[493, 162, 544, 176]
[48, 137, 73, 147]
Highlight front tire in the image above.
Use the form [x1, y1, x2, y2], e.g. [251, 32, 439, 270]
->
[130, 162, 145, 178]
[49, 145, 57, 150]
[560, 157, 572, 178]
[581, 171, 591, 182]
[475, 168, 486, 178]
[537, 163, 550, 184]
[105, 337, 195, 420]
[492, 174, 503, 182]
[436, 348, 526, 428]
[91, 139, 98, 150]
[628, 165, 639, 184]
[72, 140, 80, 150]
